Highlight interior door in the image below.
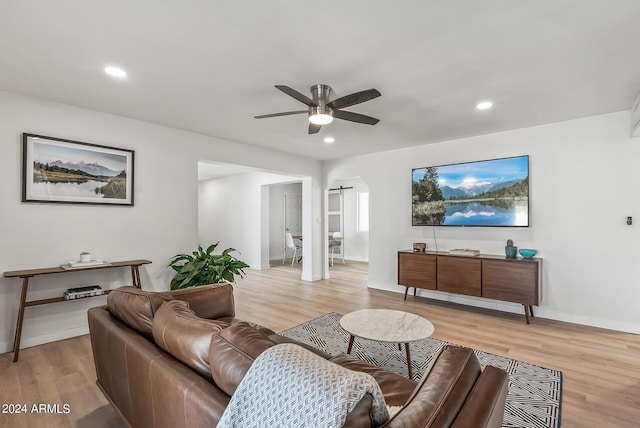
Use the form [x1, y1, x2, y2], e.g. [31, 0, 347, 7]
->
[284, 193, 302, 237]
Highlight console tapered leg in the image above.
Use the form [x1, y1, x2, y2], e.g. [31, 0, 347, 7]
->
[523, 304, 530, 324]
[13, 277, 30, 362]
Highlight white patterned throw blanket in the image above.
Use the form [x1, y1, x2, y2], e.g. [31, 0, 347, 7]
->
[217, 343, 390, 428]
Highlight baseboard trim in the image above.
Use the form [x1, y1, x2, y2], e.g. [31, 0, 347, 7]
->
[369, 281, 640, 334]
[0, 326, 89, 354]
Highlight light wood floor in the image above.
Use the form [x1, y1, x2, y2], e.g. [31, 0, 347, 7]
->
[2, 261, 639, 427]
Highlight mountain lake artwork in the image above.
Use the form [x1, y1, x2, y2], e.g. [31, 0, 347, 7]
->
[412, 155, 529, 227]
[22, 134, 134, 205]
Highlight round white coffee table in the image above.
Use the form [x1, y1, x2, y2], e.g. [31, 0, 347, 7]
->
[339, 309, 434, 379]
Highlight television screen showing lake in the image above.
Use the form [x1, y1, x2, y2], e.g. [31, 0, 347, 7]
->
[442, 200, 528, 226]
[412, 155, 529, 227]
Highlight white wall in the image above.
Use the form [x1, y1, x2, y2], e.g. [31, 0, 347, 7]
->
[198, 173, 301, 269]
[0, 90, 322, 353]
[325, 110, 640, 334]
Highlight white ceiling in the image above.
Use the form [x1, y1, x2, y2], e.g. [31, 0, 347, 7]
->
[2, 1, 640, 161]
[197, 161, 263, 181]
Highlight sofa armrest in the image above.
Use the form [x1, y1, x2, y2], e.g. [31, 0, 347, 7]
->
[170, 283, 235, 319]
[452, 365, 508, 428]
[382, 346, 509, 428]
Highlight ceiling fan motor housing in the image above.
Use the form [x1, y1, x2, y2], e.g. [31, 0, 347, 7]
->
[309, 84, 334, 120]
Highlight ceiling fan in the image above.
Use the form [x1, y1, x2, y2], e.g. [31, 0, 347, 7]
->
[254, 84, 381, 134]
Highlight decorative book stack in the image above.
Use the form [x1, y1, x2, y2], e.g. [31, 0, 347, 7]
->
[60, 259, 111, 270]
[448, 249, 481, 256]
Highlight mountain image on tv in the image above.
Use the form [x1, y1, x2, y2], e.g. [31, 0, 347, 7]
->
[412, 155, 529, 227]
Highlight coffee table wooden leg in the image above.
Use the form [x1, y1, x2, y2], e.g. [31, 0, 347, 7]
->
[13, 277, 30, 362]
[347, 335, 355, 354]
[405, 343, 413, 379]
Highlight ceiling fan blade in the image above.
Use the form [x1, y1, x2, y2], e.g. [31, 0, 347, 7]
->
[275, 85, 317, 107]
[308, 123, 322, 134]
[333, 109, 380, 125]
[327, 89, 381, 110]
[254, 110, 308, 119]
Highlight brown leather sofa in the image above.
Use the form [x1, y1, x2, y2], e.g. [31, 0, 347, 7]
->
[88, 284, 508, 428]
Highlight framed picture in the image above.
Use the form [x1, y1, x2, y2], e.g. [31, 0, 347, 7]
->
[22, 133, 134, 206]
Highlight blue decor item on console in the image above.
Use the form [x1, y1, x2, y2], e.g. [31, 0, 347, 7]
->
[518, 249, 537, 258]
[505, 246, 518, 258]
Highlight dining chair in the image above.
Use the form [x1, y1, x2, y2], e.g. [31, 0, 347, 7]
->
[283, 232, 302, 267]
[329, 231, 344, 266]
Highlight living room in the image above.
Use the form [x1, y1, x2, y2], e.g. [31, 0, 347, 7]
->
[1, 2, 640, 427]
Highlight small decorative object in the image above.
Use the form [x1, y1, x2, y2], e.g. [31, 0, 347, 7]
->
[518, 249, 538, 259]
[448, 248, 480, 256]
[22, 133, 134, 206]
[80, 252, 91, 262]
[413, 242, 427, 252]
[505, 239, 517, 258]
[168, 242, 250, 289]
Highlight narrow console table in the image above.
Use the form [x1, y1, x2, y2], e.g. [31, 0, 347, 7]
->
[398, 250, 542, 323]
[3, 259, 151, 362]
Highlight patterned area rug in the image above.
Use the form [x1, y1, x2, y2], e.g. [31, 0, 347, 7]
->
[279, 312, 562, 428]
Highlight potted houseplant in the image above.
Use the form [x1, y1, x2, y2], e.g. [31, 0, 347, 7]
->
[168, 242, 250, 290]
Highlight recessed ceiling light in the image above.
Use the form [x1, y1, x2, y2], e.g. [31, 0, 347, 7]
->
[104, 66, 127, 78]
[476, 101, 493, 111]
[324, 137, 335, 144]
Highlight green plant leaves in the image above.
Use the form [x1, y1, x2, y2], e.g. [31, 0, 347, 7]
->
[168, 241, 249, 290]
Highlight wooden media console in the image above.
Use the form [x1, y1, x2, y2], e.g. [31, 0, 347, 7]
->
[398, 250, 542, 323]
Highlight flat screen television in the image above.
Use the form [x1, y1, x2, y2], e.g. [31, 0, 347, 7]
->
[412, 155, 529, 227]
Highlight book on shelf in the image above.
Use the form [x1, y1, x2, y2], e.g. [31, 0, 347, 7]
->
[60, 260, 111, 269]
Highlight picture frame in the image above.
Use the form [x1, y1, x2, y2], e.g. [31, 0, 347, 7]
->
[22, 133, 134, 206]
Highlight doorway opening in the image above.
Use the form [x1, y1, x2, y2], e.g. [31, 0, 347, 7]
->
[197, 160, 313, 280]
[325, 177, 370, 281]
[268, 182, 302, 267]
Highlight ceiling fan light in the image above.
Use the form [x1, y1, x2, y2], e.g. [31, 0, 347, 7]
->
[309, 113, 333, 125]
[309, 105, 333, 125]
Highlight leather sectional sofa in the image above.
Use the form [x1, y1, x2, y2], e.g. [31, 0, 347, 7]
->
[87, 283, 509, 427]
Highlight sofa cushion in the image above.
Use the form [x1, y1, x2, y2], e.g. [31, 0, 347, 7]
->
[217, 317, 277, 336]
[107, 286, 175, 336]
[208, 321, 279, 395]
[329, 353, 417, 407]
[383, 345, 481, 428]
[152, 300, 227, 379]
[170, 283, 235, 319]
